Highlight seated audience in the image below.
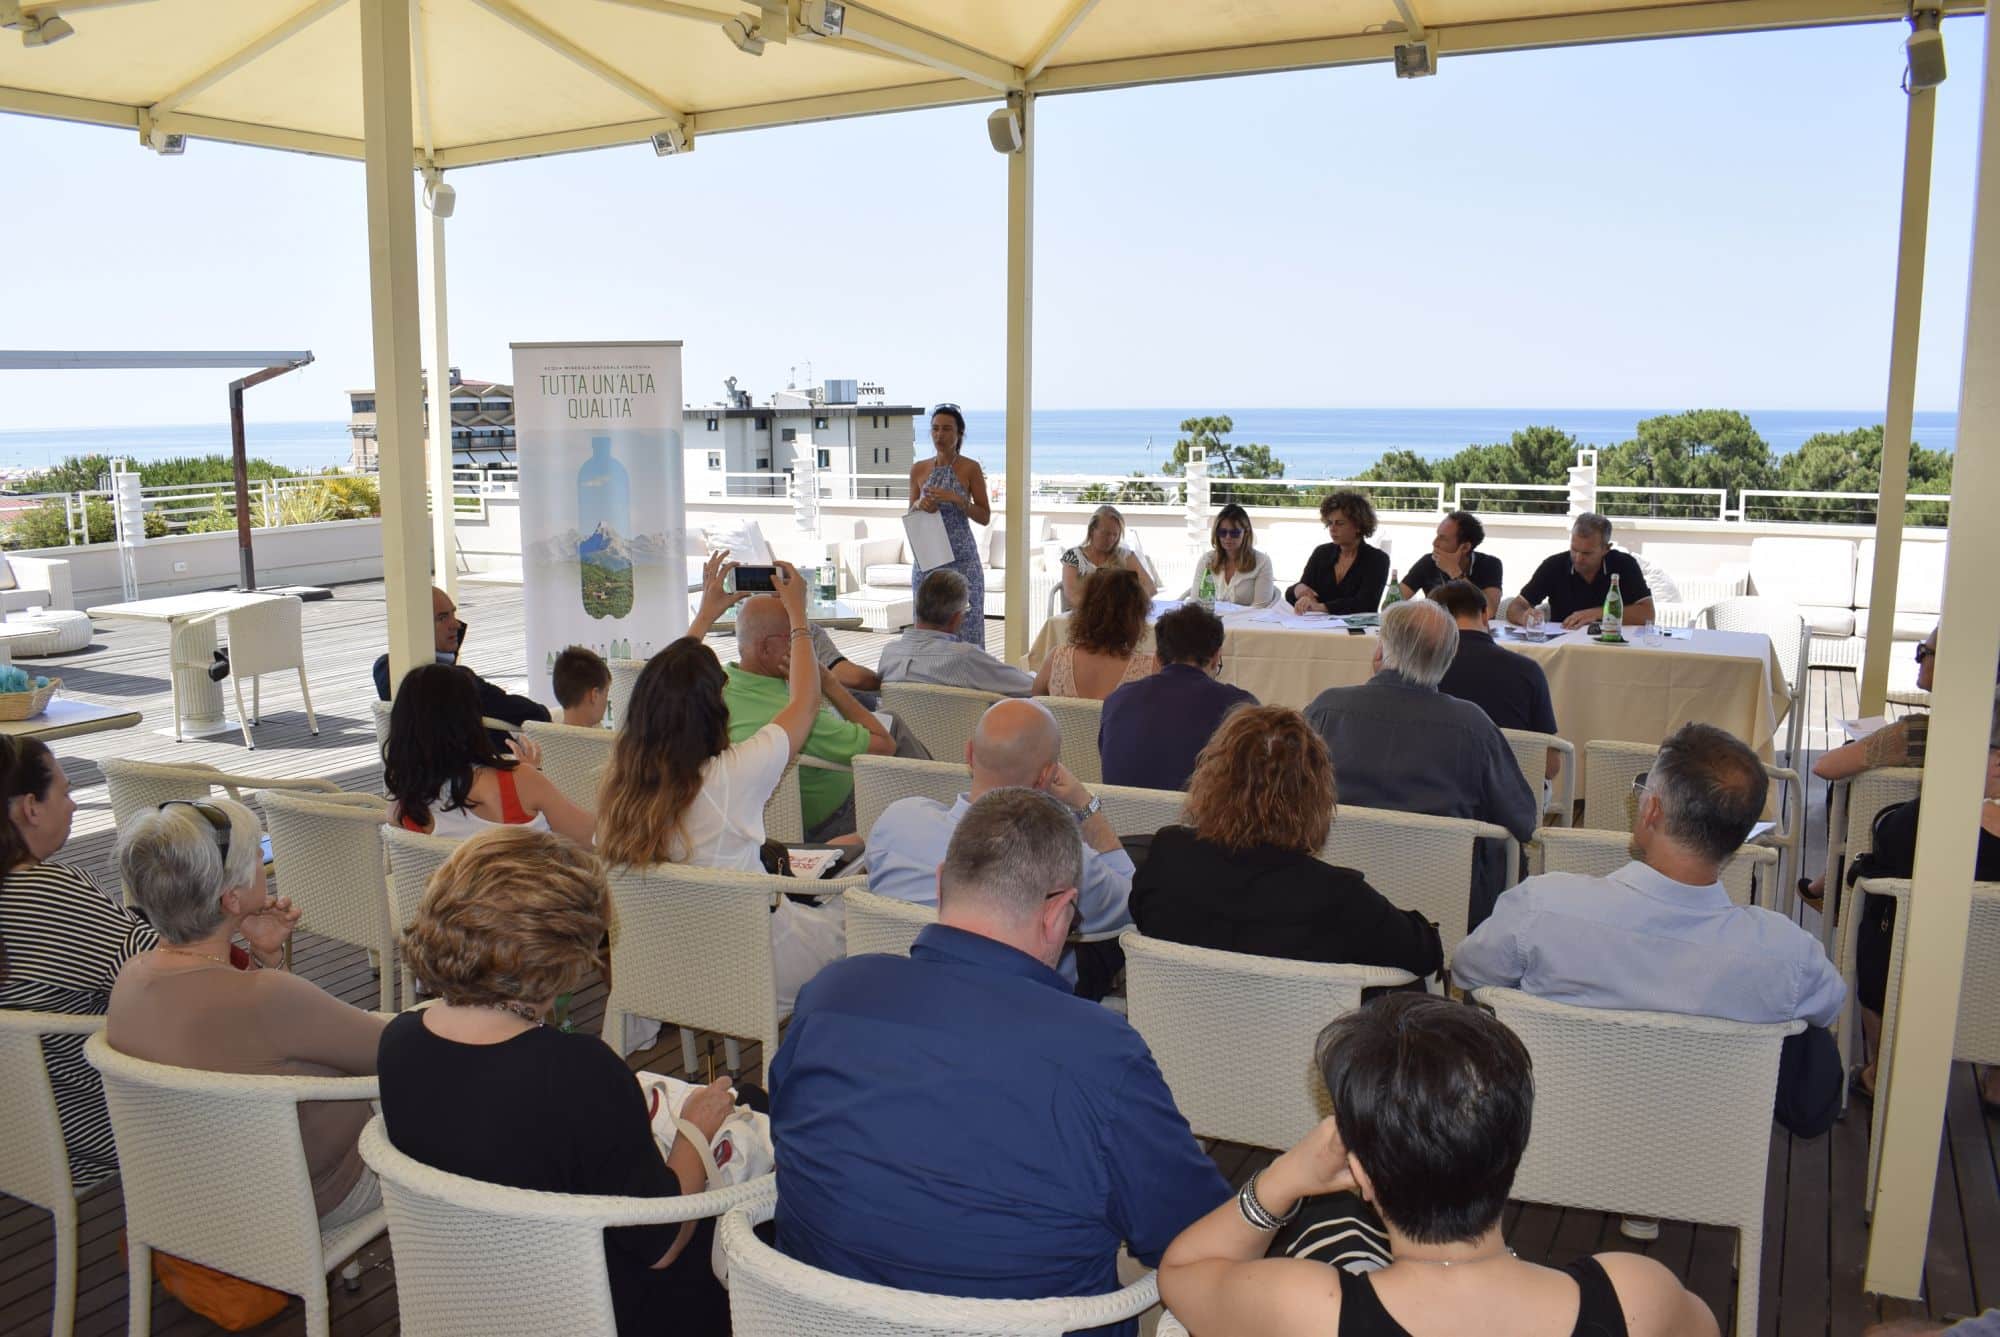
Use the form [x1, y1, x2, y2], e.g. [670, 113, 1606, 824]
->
[774, 788, 1228, 1332]
[552, 644, 612, 728]
[1504, 512, 1654, 629]
[878, 568, 1033, 696]
[598, 560, 843, 1015]
[1158, 994, 1718, 1337]
[0, 736, 157, 1188]
[1433, 578, 1561, 779]
[1061, 503, 1158, 609]
[1289, 490, 1391, 616]
[371, 585, 549, 729]
[380, 827, 738, 1336]
[1130, 705, 1440, 977]
[1035, 566, 1159, 700]
[867, 698, 1132, 991]
[1305, 599, 1538, 930]
[384, 662, 596, 847]
[1844, 691, 2000, 1109]
[1098, 603, 1256, 791]
[1454, 722, 1844, 1134]
[812, 626, 881, 695]
[1400, 509, 1502, 617]
[109, 799, 385, 1230]
[724, 582, 896, 841]
[1184, 503, 1275, 606]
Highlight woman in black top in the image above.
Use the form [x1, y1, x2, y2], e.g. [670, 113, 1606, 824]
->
[378, 826, 740, 1336]
[1158, 995, 1717, 1337]
[1290, 490, 1392, 615]
[1129, 705, 1441, 979]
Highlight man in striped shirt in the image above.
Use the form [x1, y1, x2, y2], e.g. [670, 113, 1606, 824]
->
[877, 569, 1033, 697]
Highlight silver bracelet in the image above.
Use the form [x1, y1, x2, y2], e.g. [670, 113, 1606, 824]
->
[1238, 1170, 1299, 1231]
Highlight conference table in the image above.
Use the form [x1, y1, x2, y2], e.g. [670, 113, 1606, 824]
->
[1025, 602, 1792, 789]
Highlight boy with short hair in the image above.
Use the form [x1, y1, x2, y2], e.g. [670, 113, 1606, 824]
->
[552, 646, 612, 728]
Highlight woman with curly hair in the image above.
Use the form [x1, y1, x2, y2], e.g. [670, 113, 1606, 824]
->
[1033, 565, 1158, 699]
[1290, 489, 1391, 615]
[1129, 705, 1440, 976]
[379, 827, 740, 1335]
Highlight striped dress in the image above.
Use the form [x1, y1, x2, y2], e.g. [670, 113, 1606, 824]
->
[0, 862, 158, 1188]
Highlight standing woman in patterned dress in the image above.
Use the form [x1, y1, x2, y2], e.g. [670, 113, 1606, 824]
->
[908, 403, 991, 647]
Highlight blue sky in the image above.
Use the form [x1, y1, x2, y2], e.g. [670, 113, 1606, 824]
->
[0, 16, 1989, 427]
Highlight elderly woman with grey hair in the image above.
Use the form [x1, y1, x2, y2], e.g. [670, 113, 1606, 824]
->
[106, 798, 388, 1230]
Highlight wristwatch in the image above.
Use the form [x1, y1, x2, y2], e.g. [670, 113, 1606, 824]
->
[1071, 793, 1102, 821]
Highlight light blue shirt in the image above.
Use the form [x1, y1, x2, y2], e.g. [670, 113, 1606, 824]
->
[877, 627, 1034, 697]
[863, 793, 1135, 984]
[1452, 860, 1845, 1028]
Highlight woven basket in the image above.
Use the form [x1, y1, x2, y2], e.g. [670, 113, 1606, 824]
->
[0, 678, 60, 721]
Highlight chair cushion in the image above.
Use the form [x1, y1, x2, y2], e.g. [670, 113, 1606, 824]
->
[1799, 605, 1857, 638]
[1749, 537, 1856, 609]
[864, 562, 910, 588]
[984, 566, 1005, 594]
[1853, 607, 1938, 641]
[1630, 552, 1682, 603]
[0, 556, 17, 592]
[1854, 539, 1947, 615]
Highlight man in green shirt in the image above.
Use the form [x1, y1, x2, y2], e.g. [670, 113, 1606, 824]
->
[725, 594, 896, 837]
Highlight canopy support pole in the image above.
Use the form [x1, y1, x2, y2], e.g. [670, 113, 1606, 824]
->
[359, 0, 432, 692]
[1860, 72, 1938, 717]
[1002, 93, 1035, 665]
[1863, 14, 2000, 1297]
[418, 175, 459, 600]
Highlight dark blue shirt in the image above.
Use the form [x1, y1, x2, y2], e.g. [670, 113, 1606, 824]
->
[1437, 629, 1558, 736]
[1098, 663, 1258, 791]
[1517, 548, 1651, 622]
[769, 924, 1230, 1336]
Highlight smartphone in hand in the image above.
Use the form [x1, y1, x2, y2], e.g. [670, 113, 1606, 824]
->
[729, 565, 778, 593]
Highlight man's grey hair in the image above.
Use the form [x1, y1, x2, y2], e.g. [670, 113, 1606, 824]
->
[939, 787, 1081, 921]
[1572, 512, 1613, 546]
[1379, 598, 1459, 688]
[1649, 723, 1768, 864]
[117, 798, 264, 945]
[915, 568, 970, 627]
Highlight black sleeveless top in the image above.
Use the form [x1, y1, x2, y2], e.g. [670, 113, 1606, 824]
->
[1336, 1257, 1629, 1337]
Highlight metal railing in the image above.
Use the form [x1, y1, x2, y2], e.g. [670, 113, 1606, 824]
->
[1, 474, 380, 548]
[1738, 489, 1952, 527]
[1595, 485, 1731, 523]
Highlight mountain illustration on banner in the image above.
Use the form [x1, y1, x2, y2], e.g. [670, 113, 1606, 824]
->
[578, 435, 634, 620]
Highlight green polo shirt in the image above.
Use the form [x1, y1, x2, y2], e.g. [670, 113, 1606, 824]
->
[722, 662, 870, 831]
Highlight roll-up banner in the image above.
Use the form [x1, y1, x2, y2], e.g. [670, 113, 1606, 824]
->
[511, 340, 687, 707]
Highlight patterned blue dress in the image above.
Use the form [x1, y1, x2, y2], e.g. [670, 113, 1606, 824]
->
[912, 458, 986, 647]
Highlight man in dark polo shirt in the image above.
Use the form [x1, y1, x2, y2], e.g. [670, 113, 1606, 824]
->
[1504, 512, 1655, 630]
[1098, 603, 1256, 791]
[1433, 580, 1561, 780]
[1399, 509, 1503, 618]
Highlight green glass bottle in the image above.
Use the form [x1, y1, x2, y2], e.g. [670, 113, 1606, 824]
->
[1602, 572, 1624, 637]
[1380, 569, 1402, 613]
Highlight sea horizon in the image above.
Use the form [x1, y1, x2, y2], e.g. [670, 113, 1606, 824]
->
[0, 406, 1958, 480]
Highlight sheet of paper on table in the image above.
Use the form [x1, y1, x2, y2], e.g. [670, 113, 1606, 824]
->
[1841, 716, 1890, 742]
[1150, 598, 1253, 623]
[1246, 607, 1349, 631]
[902, 508, 955, 570]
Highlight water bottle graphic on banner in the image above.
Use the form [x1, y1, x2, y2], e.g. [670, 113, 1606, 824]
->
[577, 435, 634, 620]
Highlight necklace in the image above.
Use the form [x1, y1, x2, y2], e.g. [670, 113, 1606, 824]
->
[1393, 1246, 1517, 1268]
[487, 999, 545, 1025]
[155, 945, 234, 969]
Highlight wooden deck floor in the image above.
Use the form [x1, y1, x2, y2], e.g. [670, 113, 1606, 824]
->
[0, 582, 1991, 1335]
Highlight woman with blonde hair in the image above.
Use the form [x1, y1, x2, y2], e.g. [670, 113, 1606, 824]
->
[1033, 565, 1159, 700]
[1184, 503, 1274, 606]
[1060, 503, 1158, 609]
[1129, 705, 1440, 976]
[379, 826, 738, 1336]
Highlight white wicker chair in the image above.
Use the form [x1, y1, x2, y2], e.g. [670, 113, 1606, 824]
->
[1122, 930, 1412, 1151]
[520, 719, 615, 810]
[764, 755, 854, 843]
[1531, 826, 1778, 909]
[720, 1197, 1160, 1337]
[0, 1011, 104, 1337]
[379, 827, 464, 1009]
[84, 1032, 386, 1337]
[607, 656, 647, 727]
[102, 758, 347, 830]
[854, 755, 1188, 845]
[602, 862, 863, 1074]
[1848, 877, 2000, 1213]
[1318, 805, 1516, 962]
[1474, 987, 1798, 1337]
[879, 682, 1005, 760]
[1041, 695, 1105, 785]
[843, 887, 937, 958]
[220, 595, 318, 750]
[260, 789, 396, 1012]
[1822, 766, 1925, 958]
[358, 1117, 771, 1336]
[1700, 597, 1810, 766]
[1500, 728, 1575, 828]
[372, 699, 521, 762]
[1157, 1311, 1190, 1337]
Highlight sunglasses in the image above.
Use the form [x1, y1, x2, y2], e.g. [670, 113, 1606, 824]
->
[160, 798, 232, 860]
[1631, 773, 1652, 801]
[1916, 643, 1935, 662]
[932, 403, 962, 415]
[1216, 527, 1244, 538]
